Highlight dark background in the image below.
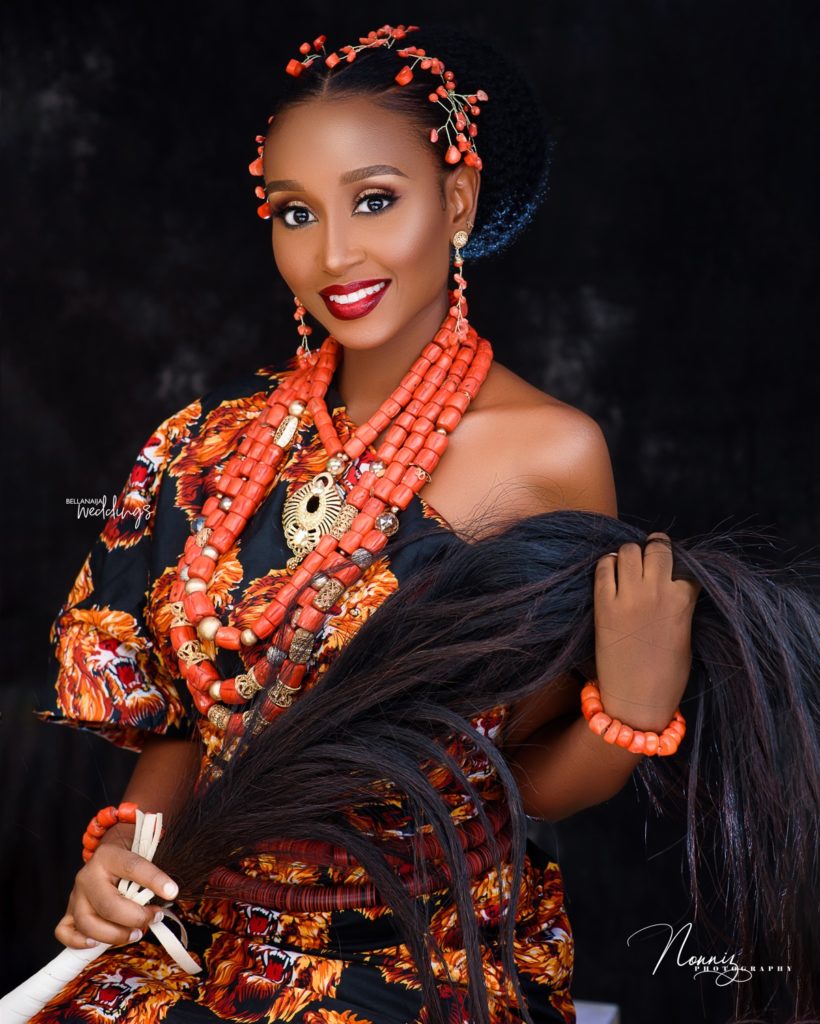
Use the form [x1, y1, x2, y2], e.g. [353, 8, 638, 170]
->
[2, 1, 818, 1021]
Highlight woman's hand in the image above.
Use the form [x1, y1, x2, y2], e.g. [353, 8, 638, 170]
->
[55, 822, 178, 950]
[593, 532, 701, 733]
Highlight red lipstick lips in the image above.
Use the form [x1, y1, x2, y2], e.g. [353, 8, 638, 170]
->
[319, 278, 391, 321]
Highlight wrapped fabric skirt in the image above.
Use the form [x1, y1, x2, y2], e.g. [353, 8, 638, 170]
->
[28, 837, 575, 1024]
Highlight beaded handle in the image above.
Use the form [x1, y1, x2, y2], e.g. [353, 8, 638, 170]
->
[580, 679, 686, 756]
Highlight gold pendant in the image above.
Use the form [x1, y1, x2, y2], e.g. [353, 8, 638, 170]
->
[282, 470, 344, 570]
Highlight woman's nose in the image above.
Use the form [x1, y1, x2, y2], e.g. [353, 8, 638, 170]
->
[319, 216, 365, 277]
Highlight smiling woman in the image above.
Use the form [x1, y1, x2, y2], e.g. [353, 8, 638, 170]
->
[21, 18, 819, 1024]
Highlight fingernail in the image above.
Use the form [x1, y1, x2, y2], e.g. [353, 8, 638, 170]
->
[85, 937, 97, 947]
[163, 881, 178, 898]
[152, 910, 164, 924]
[129, 928, 143, 942]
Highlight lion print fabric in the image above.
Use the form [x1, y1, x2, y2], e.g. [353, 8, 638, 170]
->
[32, 358, 576, 1023]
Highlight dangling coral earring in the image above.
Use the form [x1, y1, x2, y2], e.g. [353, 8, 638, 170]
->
[293, 296, 313, 359]
[450, 230, 471, 339]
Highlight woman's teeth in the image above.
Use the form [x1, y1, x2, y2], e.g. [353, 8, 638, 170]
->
[328, 282, 387, 305]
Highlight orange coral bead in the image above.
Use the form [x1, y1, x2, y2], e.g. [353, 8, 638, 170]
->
[588, 712, 612, 736]
[658, 734, 679, 756]
[285, 59, 304, 77]
[395, 66, 414, 86]
[215, 626, 241, 650]
[445, 145, 462, 165]
[643, 732, 660, 756]
[627, 732, 647, 754]
[97, 806, 119, 828]
[581, 698, 603, 720]
[616, 724, 635, 748]
[602, 719, 623, 744]
[117, 802, 139, 825]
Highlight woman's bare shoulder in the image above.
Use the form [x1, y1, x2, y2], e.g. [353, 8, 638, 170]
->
[426, 360, 618, 532]
[472, 360, 612, 481]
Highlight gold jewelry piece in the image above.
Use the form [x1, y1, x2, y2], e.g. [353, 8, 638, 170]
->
[234, 669, 263, 700]
[282, 470, 345, 569]
[177, 640, 209, 666]
[269, 678, 301, 708]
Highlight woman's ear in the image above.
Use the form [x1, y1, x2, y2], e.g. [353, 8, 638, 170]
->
[443, 164, 480, 234]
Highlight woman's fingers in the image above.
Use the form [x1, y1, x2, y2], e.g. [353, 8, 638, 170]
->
[54, 911, 99, 950]
[65, 893, 147, 947]
[93, 844, 178, 903]
[594, 551, 618, 600]
[642, 532, 674, 581]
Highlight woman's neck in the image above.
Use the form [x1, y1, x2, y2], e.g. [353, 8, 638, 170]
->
[335, 289, 451, 426]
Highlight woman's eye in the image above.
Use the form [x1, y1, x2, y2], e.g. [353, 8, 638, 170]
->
[277, 206, 316, 228]
[353, 191, 396, 215]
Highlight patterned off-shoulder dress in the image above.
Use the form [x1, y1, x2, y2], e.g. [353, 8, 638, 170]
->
[31, 357, 576, 1024]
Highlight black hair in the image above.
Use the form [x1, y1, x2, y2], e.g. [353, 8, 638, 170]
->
[156, 509, 820, 1024]
[259, 23, 556, 262]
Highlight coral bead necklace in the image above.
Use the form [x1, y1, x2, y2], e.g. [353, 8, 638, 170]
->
[166, 293, 493, 754]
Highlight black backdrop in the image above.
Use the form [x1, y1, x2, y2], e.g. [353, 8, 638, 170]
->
[2, 2, 818, 1021]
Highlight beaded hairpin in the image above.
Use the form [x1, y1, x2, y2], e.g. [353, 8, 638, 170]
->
[249, 23, 489, 220]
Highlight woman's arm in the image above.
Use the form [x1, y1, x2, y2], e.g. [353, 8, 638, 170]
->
[97, 734, 202, 850]
[500, 408, 697, 821]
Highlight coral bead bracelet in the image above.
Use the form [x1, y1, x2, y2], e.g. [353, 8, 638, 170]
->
[81, 801, 164, 863]
[581, 680, 686, 756]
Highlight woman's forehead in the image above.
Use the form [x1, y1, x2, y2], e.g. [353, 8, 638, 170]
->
[263, 96, 430, 178]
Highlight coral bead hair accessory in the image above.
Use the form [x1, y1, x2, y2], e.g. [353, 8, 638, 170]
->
[580, 679, 686, 756]
[249, 24, 489, 220]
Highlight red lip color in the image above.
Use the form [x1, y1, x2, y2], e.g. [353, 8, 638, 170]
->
[319, 279, 391, 321]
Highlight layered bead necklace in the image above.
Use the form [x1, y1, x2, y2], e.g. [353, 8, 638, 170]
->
[166, 294, 493, 755]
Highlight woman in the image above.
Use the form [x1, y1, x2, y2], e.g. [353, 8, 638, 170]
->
[25, 22, 817, 1024]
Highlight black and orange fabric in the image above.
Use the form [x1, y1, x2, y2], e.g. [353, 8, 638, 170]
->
[32, 358, 576, 1023]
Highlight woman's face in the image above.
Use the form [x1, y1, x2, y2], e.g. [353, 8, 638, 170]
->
[262, 94, 479, 352]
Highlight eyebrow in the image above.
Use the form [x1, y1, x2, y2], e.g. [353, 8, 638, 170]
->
[263, 164, 409, 196]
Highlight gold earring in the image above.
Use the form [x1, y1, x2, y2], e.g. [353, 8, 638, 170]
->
[450, 231, 470, 338]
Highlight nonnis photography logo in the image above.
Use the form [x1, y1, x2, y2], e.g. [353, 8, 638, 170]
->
[66, 494, 152, 529]
[627, 921, 791, 987]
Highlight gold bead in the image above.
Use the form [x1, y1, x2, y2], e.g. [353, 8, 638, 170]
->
[207, 705, 231, 730]
[197, 616, 221, 641]
[241, 628, 258, 646]
[326, 455, 347, 477]
[289, 627, 315, 664]
[235, 670, 263, 699]
[452, 230, 469, 249]
[314, 578, 345, 610]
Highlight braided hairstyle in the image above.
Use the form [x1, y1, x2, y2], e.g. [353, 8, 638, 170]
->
[260, 23, 556, 262]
